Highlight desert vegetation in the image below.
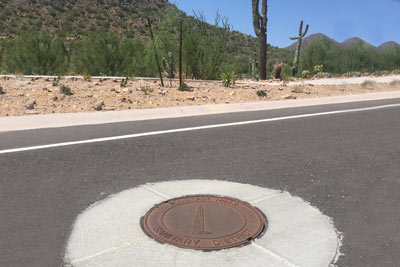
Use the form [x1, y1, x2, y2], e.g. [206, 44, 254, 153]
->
[0, 0, 399, 83]
[297, 37, 400, 76]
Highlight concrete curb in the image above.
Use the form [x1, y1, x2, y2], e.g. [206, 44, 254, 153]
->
[1, 91, 400, 132]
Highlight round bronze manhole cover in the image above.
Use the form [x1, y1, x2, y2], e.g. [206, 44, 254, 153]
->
[141, 195, 266, 250]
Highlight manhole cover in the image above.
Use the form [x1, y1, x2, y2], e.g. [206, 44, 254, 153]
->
[141, 195, 266, 250]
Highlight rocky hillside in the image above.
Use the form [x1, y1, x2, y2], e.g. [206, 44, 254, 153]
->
[0, 0, 172, 37]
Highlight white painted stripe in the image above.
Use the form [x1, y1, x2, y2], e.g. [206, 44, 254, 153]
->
[1, 103, 399, 155]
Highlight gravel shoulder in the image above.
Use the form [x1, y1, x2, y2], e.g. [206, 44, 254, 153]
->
[1, 75, 400, 117]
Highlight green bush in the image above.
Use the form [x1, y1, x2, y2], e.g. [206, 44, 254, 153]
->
[59, 85, 72, 95]
[256, 90, 267, 97]
[0, 86, 5, 94]
[178, 82, 190, 91]
[221, 70, 236, 87]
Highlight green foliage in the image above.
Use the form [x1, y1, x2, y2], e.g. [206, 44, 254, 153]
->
[178, 82, 190, 91]
[299, 38, 400, 75]
[0, 2, 292, 78]
[59, 85, 72, 95]
[221, 69, 236, 87]
[256, 90, 267, 97]
[0, 2, 399, 79]
[281, 64, 292, 81]
[181, 11, 232, 80]
[72, 32, 152, 77]
[5, 31, 69, 75]
[0, 86, 4, 95]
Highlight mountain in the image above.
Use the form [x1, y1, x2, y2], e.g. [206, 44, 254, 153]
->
[341, 37, 375, 49]
[284, 33, 338, 52]
[285, 33, 398, 53]
[377, 41, 400, 52]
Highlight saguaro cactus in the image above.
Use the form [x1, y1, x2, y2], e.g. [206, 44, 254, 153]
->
[252, 0, 268, 80]
[290, 20, 309, 76]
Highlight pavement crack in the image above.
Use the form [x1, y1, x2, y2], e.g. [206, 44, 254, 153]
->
[252, 243, 302, 267]
[249, 192, 280, 204]
[142, 185, 171, 199]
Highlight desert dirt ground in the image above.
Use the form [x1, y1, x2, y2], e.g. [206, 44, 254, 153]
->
[1, 76, 400, 117]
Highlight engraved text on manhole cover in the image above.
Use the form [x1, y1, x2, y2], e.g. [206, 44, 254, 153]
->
[141, 195, 266, 250]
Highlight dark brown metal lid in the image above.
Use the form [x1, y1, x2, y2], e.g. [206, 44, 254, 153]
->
[141, 195, 266, 251]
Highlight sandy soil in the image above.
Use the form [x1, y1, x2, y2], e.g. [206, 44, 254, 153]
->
[1, 76, 400, 117]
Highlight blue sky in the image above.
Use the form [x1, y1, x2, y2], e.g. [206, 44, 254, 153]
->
[171, 0, 400, 48]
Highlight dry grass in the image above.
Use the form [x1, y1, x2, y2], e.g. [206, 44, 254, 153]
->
[361, 80, 376, 88]
[292, 86, 304, 93]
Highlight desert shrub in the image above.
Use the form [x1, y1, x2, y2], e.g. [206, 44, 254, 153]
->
[181, 11, 232, 80]
[178, 82, 190, 91]
[59, 85, 72, 95]
[5, 31, 69, 75]
[221, 69, 236, 87]
[313, 64, 324, 74]
[72, 32, 151, 77]
[301, 70, 311, 78]
[389, 80, 400, 86]
[140, 86, 153, 95]
[0, 86, 4, 94]
[256, 90, 267, 97]
[120, 77, 128, 87]
[82, 70, 91, 81]
[281, 64, 292, 80]
[52, 76, 61, 86]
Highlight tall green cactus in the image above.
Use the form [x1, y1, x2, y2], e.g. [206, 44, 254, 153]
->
[252, 0, 268, 80]
[290, 20, 309, 76]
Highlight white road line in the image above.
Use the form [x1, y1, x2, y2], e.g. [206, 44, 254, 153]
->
[1, 103, 399, 155]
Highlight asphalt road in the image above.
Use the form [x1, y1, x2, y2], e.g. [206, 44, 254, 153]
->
[1, 98, 399, 267]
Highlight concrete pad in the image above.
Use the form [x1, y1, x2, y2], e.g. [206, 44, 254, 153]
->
[64, 180, 342, 267]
